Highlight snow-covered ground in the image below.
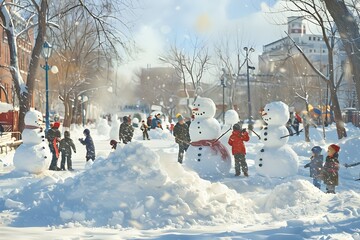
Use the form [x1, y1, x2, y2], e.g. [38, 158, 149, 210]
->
[0, 123, 360, 239]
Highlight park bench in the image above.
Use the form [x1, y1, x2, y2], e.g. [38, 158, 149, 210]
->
[0, 132, 22, 154]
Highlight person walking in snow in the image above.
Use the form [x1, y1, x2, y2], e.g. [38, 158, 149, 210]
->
[140, 120, 150, 140]
[119, 116, 134, 144]
[79, 128, 95, 162]
[59, 131, 76, 171]
[173, 114, 191, 164]
[228, 122, 250, 177]
[47, 122, 61, 170]
[304, 146, 324, 189]
[320, 144, 340, 194]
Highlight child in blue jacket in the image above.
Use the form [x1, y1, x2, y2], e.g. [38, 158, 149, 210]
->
[79, 129, 95, 161]
[304, 146, 324, 189]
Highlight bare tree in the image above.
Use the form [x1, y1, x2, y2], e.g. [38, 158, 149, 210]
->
[52, 7, 111, 128]
[160, 38, 211, 115]
[323, 0, 360, 110]
[0, 0, 133, 131]
[283, 0, 347, 139]
[214, 32, 246, 110]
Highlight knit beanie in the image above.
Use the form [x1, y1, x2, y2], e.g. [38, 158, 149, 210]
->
[329, 144, 340, 153]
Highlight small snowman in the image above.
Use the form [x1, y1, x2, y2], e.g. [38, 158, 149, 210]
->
[184, 96, 231, 178]
[220, 109, 240, 158]
[255, 101, 298, 178]
[109, 114, 120, 141]
[13, 109, 51, 174]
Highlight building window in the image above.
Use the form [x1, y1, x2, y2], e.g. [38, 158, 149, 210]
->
[313, 37, 316, 40]
[309, 49, 312, 53]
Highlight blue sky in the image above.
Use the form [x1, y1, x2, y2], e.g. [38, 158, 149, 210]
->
[119, 0, 294, 81]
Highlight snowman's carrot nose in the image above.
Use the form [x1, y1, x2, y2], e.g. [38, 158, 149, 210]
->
[262, 112, 267, 116]
[193, 108, 199, 111]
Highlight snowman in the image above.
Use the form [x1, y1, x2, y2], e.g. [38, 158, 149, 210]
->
[255, 101, 298, 178]
[219, 110, 240, 158]
[184, 97, 231, 178]
[109, 114, 120, 141]
[13, 109, 51, 174]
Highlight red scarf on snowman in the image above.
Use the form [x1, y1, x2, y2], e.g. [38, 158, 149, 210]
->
[191, 139, 229, 161]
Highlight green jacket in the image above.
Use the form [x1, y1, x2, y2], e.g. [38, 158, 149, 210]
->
[119, 122, 134, 144]
[59, 137, 76, 156]
[173, 122, 191, 145]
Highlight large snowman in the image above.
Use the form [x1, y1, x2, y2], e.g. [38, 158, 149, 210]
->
[255, 101, 298, 178]
[184, 97, 231, 178]
[13, 110, 51, 174]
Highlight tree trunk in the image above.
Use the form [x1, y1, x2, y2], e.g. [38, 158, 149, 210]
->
[324, 0, 360, 110]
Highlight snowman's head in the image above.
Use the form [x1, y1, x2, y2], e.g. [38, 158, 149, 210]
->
[261, 101, 289, 125]
[24, 110, 43, 127]
[192, 97, 216, 118]
[224, 110, 239, 125]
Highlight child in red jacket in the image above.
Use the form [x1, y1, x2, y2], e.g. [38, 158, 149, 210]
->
[228, 123, 250, 177]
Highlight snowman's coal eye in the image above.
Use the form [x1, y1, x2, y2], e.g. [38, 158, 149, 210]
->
[198, 104, 200, 106]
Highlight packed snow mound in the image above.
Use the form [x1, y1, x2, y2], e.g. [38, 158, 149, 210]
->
[6, 142, 255, 228]
[146, 128, 174, 140]
[262, 180, 323, 210]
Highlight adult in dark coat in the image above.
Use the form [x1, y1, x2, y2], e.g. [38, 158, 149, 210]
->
[47, 122, 61, 170]
[173, 114, 191, 164]
[119, 116, 134, 144]
[79, 128, 95, 161]
[321, 144, 340, 194]
[59, 131, 76, 170]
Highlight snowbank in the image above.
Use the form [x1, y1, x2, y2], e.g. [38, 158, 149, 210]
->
[4, 142, 255, 228]
[137, 128, 174, 141]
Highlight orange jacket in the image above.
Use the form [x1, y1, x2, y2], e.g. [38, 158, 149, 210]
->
[228, 130, 250, 155]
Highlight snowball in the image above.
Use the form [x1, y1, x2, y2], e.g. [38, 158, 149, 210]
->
[224, 110, 239, 125]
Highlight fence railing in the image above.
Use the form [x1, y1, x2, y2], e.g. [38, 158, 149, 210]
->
[342, 110, 360, 127]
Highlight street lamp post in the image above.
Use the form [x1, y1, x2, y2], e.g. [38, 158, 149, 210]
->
[244, 47, 255, 130]
[42, 41, 53, 132]
[221, 68, 227, 123]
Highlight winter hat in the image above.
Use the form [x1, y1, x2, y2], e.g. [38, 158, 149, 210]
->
[233, 123, 241, 131]
[311, 146, 322, 154]
[53, 122, 60, 128]
[329, 144, 340, 153]
[83, 128, 90, 136]
[110, 139, 117, 146]
[64, 131, 70, 138]
[176, 113, 184, 121]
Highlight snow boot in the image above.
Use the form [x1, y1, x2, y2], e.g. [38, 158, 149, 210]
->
[244, 172, 249, 177]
